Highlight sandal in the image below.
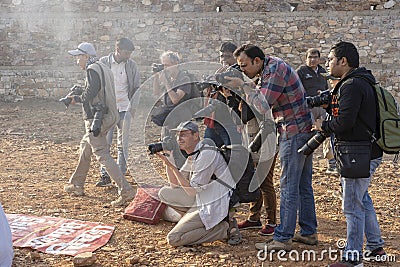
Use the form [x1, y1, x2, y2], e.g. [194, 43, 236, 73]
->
[227, 217, 243, 245]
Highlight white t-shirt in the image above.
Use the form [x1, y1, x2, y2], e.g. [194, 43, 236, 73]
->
[0, 204, 13, 267]
[111, 56, 130, 112]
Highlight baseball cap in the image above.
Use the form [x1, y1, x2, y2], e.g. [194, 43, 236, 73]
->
[171, 121, 199, 132]
[68, 42, 97, 56]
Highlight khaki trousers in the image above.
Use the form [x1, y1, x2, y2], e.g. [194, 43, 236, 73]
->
[69, 120, 133, 196]
[248, 153, 278, 225]
[159, 186, 229, 246]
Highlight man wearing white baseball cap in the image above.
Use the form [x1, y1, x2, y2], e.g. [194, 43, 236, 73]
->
[68, 42, 97, 57]
[64, 42, 135, 207]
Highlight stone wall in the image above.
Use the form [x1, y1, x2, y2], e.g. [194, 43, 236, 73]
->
[0, 0, 399, 100]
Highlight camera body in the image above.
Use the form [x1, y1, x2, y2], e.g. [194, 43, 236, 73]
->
[306, 90, 331, 108]
[147, 136, 175, 155]
[90, 103, 107, 137]
[297, 131, 328, 155]
[152, 63, 165, 73]
[215, 68, 243, 85]
[59, 85, 83, 107]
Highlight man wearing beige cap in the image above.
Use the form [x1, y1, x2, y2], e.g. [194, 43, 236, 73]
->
[156, 121, 239, 246]
[64, 42, 135, 207]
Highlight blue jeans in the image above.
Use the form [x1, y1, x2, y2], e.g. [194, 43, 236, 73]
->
[341, 157, 384, 261]
[274, 131, 317, 242]
[204, 123, 241, 147]
[100, 111, 131, 176]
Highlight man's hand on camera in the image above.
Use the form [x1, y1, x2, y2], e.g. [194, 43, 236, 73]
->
[224, 76, 243, 89]
[219, 87, 232, 98]
[67, 96, 77, 105]
[312, 118, 323, 132]
[156, 151, 176, 168]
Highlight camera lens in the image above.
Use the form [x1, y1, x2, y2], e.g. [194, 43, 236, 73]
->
[297, 131, 327, 155]
[148, 142, 164, 155]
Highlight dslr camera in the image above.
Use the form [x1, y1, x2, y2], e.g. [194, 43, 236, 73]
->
[90, 103, 107, 137]
[306, 90, 331, 108]
[147, 136, 176, 155]
[152, 63, 164, 73]
[59, 85, 83, 107]
[215, 66, 243, 85]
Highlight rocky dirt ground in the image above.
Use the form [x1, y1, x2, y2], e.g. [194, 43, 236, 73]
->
[0, 97, 399, 267]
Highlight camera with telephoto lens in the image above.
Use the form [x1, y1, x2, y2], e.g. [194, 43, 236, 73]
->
[59, 85, 83, 107]
[297, 131, 328, 155]
[305, 90, 331, 108]
[90, 103, 106, 137]
[152, 63, 165, 73]
[147, 136, 176, 155]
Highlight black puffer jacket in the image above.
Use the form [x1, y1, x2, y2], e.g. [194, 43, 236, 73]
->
[322, 67, 383, 159]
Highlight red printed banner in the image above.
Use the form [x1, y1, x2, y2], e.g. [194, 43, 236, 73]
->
[6, 214, 114, 256]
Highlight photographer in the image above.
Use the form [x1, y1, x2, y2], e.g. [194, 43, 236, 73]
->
[296, 48, 337, 175]
[203, 42, 242, 147]
[155, 121, 238, 246]
[152, 51, 192, 133]
[319, 42, 385, 267]
[226, 44, 316, 251]
[64, 42, 135, 207]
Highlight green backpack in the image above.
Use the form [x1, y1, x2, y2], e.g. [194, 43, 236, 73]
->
[373, 83, 400, 154]
[358, 77, 400, 155]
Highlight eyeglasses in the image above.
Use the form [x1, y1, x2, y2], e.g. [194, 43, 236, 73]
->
[177, 132, 193, 138]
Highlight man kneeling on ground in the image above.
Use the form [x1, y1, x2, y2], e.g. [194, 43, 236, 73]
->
[156, 121, 237, 246]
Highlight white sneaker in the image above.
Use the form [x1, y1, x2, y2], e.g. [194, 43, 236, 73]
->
[162, 206, 182, 223]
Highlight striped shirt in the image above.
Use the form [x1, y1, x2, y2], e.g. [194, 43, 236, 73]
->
[248, 56, 313, 140]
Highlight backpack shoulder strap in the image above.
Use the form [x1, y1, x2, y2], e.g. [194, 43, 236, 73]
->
[188, 144, 234, 190]
[348, 75, 379, 141]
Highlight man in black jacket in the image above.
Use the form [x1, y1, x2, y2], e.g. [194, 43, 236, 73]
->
[320, 41, 385, 267]
[297, 48, 337, 175]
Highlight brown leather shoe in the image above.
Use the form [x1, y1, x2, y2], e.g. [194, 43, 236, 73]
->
[255, 239, 292, 251]
[292, 233, 318, 245]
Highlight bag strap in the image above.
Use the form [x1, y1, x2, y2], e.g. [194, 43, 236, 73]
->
[188, 145, 233, 190]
